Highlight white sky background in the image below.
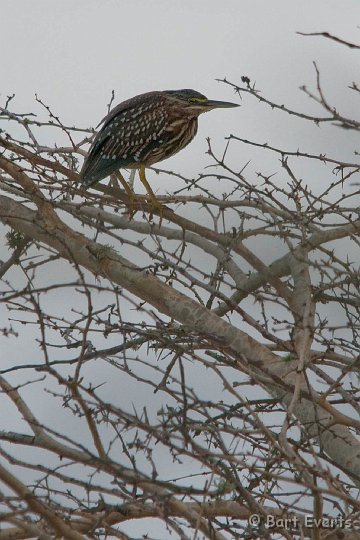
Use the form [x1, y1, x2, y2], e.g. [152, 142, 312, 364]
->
[2, 0, 360, 185]
[2, 0, 359, 264]
[1, 1, 360, 537]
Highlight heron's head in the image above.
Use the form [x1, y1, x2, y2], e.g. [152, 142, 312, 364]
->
[164, 89, 239, 114]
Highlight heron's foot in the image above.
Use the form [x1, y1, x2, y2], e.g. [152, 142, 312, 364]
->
[125, 192, 139, 220]
[138, 166, 164, 226]
[112, 172, 138, 219]
[146, 194, 164, 227]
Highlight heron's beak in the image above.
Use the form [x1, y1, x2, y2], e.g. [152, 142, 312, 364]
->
[204, 99, 239, 109]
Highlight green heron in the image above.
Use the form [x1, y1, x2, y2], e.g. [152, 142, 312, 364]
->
[80, 89, 239, 209]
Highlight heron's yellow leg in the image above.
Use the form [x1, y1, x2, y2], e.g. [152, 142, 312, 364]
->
[139, 166, 157, 204]
[113, 170, 136, 217]
[139, 166, 163, 224]
[128, 169, 136, 190]
[113, 170, 134, 198]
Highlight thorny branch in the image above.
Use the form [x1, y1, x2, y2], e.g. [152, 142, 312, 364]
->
[0, 59, 359, 540]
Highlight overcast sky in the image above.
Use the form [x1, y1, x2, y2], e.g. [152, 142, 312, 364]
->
[2, 3, 360, 535]
[3, 0, 360, 150]
[2, 0, 359, 199]
[2, 0, 359, 411]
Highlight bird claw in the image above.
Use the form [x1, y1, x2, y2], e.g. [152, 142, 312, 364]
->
[125, 193, 138, 220]
[112, 168, 164, 226]
[110, 172, 138, 219]
[147, 197, 164, 227]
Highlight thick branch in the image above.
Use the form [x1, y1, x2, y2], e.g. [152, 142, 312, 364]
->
[0, 195, 359, 486]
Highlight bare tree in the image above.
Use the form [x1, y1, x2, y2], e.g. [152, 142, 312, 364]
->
[0, 36, 359, 540]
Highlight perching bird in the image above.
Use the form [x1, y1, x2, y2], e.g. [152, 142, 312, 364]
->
[80, 89, 239, 208]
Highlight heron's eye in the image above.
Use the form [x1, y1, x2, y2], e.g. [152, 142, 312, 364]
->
[188, 97, 207, 104]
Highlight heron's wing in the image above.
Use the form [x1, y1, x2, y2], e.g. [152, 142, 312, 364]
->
[98, 91, 160, 129]
[80, 92, 170, 185]
[80, 132, 114, 185]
